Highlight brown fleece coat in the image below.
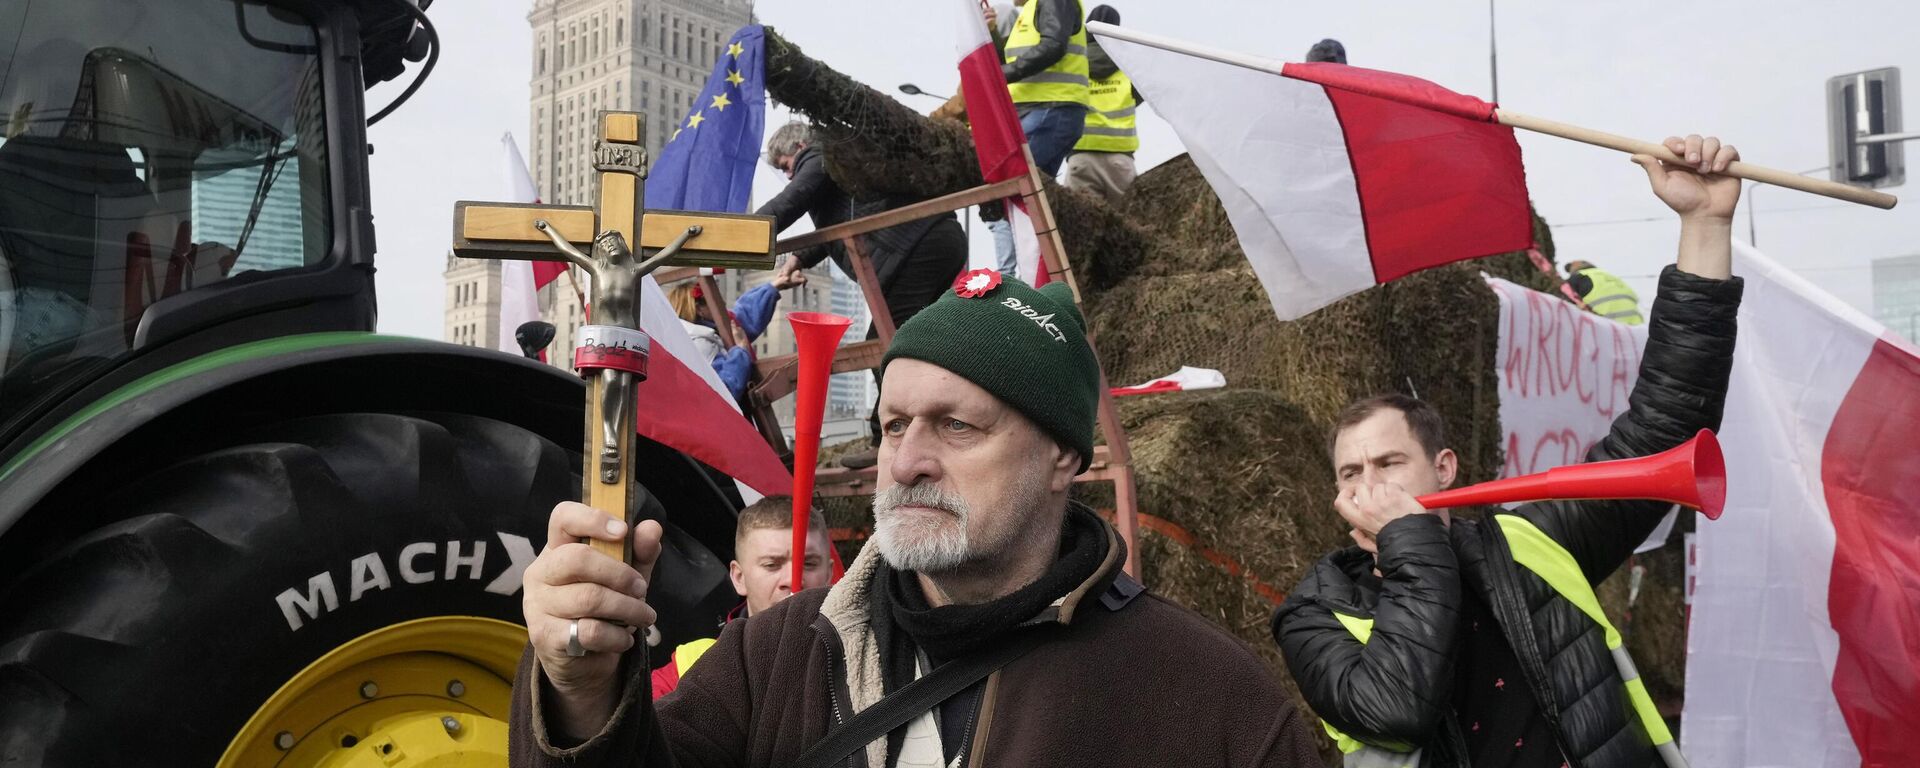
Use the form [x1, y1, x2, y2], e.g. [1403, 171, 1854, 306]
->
[511, 508, 1321, 767]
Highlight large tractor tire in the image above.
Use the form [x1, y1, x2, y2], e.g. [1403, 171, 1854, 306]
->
[0, 411, 731, 766]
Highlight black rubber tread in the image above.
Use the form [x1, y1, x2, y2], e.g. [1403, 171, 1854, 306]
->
[0, 411, 727, 765]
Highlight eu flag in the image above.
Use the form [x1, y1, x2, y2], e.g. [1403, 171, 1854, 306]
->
[645, 25, 765, 214]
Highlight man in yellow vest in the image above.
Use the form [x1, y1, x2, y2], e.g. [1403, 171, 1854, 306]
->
[984, 0, 1090, 273]
[1064, 5, 1140, 203]
[1274, 133, 1746, 768]
[1565, 260, 1647, 325]
[651, 496, 834, 697]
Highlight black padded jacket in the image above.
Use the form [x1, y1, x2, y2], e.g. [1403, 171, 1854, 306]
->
[754, 146, 958, 286]
[1274, 265, 1743, 768]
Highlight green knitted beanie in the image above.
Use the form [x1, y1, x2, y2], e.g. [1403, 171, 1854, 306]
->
[883, 270, 1100, 472]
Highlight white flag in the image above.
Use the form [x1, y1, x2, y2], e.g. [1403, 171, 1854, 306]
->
[1682, 244, 1920, 767]
[496, 133, 541, 356]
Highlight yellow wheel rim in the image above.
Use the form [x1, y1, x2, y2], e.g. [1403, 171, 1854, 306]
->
[218, 616, 527, 767]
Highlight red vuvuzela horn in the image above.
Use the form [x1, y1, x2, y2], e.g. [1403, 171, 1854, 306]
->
[787, 311, 852, 588]
[1416, 429, 1727, 520]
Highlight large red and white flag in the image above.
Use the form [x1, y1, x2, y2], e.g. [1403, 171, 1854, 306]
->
[1683, 244, 1920, 767]
[629, 274, 792, 498]
[1482, 250, 1920, 761]
[496, 134, 543, 355]
[950, 0, 1046, 286]
[1094, 26, 1533, 319]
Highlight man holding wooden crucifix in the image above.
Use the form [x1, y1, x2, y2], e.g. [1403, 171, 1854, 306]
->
[512, 272, 1321, 767]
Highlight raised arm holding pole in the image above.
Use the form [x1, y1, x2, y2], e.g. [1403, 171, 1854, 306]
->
[1086, 20, 1898, 211]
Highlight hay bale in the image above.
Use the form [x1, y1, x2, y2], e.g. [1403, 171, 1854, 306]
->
[1088, 266, 1396, 424]
[1050, 181, 1162, 292]
[1086, 256, 1537, 464]
[1118, 155, 1249, 278]
[1122, 390, 1349, 600]
[1117, 390, 1348, 762]
[764, 28, 983, 200]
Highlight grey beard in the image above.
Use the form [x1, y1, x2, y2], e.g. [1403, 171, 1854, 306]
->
[871, 482, 972, 573]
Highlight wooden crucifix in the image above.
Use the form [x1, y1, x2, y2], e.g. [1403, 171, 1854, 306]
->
[451, 110, 776, 563]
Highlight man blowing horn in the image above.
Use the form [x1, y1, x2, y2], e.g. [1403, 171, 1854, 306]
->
[1276, 134, 1746, 768]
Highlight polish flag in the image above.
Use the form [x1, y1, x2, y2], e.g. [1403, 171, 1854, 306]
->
[630, 274, 792, 498]
[950, 0, 1046, 286]
[1111, 366, 1227, 397]
[1094, 25, 1532, 320]
[1684, 244, 1920, 767]
[496, 133, 549, 356]
[497, 134, 573, 296]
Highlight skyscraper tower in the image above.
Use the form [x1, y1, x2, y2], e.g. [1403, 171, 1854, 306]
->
[446, 0, 851, 442]
[528, 0, 753, 207]
[524, 0, 758, 365]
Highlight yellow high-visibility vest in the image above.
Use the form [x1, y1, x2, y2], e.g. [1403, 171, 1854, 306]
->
[1074, 69, 1137, 153]
[1575, 267, 1644, 325]
[1495, 514, 1680, 764]
[673, 637, 717, 675]
[1004, 0, 1090, 106]
[1317, 516, 1679, 767]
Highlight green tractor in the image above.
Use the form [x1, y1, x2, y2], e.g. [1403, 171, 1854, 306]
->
[0, 1, 743, 763]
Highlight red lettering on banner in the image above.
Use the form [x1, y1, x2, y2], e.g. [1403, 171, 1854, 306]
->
[1575, 316, 1600, 406]
[1499, 285, 1640, 410]
[1505, 428, 1599, 477]
[1504, 431, 1524, 478]
[1490, 277, 1647, 479]
[1503, 283, 1527, 393]
[1531, 291, 1555, 397]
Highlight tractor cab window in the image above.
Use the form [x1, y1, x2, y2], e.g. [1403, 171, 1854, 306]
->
[0, 0, 329, 419]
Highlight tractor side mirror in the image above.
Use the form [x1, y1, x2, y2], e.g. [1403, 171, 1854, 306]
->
[1826, 67, 1905, 189]
[515, 321, 556, 360]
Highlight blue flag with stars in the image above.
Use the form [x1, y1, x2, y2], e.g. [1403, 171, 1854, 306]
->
[645, 25, 765, 213]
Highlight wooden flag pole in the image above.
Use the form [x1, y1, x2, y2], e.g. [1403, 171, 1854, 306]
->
[1496, 110, 1897, 210]
[1086, 21, 1899, 211]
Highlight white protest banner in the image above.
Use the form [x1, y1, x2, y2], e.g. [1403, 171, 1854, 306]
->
[1484, 276, 1673, 552]
[1484, 275, 1649, 477]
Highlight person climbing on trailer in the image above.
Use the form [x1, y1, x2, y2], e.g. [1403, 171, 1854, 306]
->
[758, 122, 969, 470]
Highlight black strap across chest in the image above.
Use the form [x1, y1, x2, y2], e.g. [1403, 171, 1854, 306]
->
[790, 628, 1049, 768]
[792, 573, 1145, 768]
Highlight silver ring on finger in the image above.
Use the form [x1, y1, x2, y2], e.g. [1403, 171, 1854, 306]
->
[567, 619, 587, 657]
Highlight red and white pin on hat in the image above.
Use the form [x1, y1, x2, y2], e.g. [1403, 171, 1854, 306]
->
[953, 268, 1003, 299]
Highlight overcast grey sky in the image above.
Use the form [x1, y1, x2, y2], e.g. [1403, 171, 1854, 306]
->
[369, 0, 1920, 341]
